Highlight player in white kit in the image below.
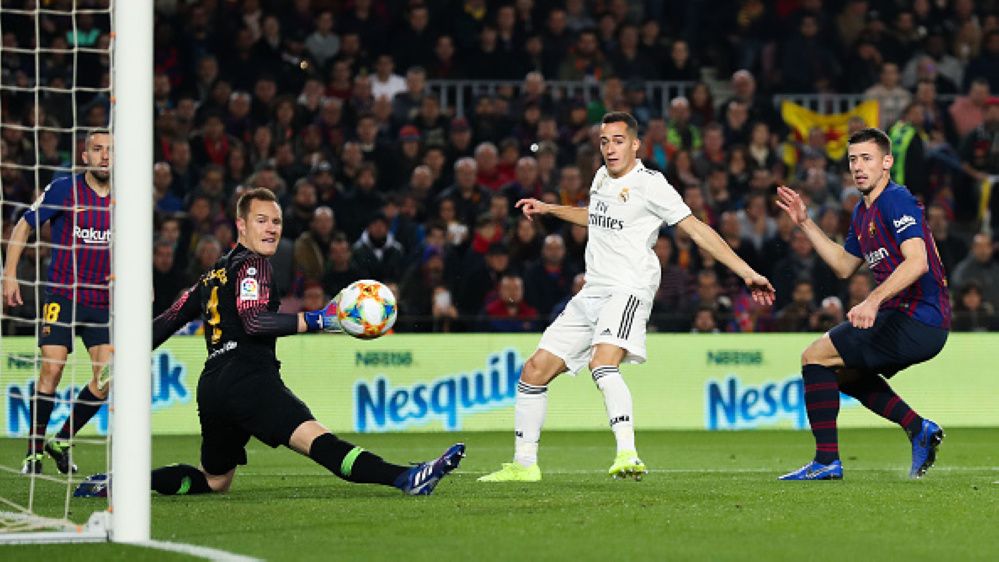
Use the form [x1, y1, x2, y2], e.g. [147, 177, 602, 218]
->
[479, 112, 775, 482]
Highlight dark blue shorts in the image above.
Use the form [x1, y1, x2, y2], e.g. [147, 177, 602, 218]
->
[38, 293, 110, 352]
[828, 309, 948, 378]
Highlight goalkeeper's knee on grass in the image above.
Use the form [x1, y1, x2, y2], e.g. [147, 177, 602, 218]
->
[152, 464, 213, 495]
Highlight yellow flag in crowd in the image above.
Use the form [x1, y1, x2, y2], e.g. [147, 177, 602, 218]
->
[781, 100, 880, 160]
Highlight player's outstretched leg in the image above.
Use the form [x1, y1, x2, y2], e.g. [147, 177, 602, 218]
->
[151, 464, 213, 495]
[308, 432, 464, 495]
[779, 364, 843, 481]
[592, 365, 646, 481]
[838, 372, 943, 478]
[22, 389, 56, 475]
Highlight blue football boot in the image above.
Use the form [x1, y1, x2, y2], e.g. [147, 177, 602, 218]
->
[778, 459, 844, 481]
[397, 443, 465, 496]
[74, 473, 109, 497]
[909, 419, 944, 479]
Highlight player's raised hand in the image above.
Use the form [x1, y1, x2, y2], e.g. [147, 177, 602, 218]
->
[847, 298, 878, 329]
[743, 273, 776, 306]
[775, 185, 808, 226]
[515, 198, 548, 221]
[3, 275, 23, 307]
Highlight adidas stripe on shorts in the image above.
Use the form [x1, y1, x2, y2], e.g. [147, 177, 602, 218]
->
[537, 288, 652, 374]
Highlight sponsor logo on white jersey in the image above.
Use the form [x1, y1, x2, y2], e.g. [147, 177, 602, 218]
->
[74, 226, 110, 245]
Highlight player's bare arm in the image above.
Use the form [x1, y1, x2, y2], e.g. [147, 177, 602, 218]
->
[847, 238, 929, 329]
[2, 218, 33, 307]
[675, 215, 776, 306]
[775, 185, 863, 279]
[515, 198, 589, 227]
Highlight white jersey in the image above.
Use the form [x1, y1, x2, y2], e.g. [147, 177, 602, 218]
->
[582, 160, 691, 301]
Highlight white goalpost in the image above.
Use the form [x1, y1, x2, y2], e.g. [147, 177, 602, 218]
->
[0, 0, 151, 544]
[110, 0, 153, 544]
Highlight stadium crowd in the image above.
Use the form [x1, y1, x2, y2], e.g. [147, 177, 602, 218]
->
[1, 0, 998, 333]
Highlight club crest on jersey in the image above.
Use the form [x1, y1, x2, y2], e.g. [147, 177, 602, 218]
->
[618, 187, 630, 203]
[240, 278, 259, 301]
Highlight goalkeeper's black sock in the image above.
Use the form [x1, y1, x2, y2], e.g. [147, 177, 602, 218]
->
[309, 433, 408, 486]
[151, 464, 212, 495]
[27, 391, 57, 455]
[55, 385, 105, 440]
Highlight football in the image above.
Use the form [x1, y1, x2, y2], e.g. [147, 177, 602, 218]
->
[336, 280, 397, 339]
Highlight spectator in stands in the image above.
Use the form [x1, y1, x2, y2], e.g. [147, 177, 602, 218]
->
[399, 249, 449, 332]
[680, 269, 732, 332]
[305, 10, 339, 70]
[153, 239, 185, 318]
[558, 28, 612, 81]
[351, 212, 405, 283]
[391, 66, 427, 124]
[321, 233, 361, 299]
[771, 228, 838, 310]
[652, 234, 689, 330]
[473, 142, 508, 192]
[168, 138, 198, 198]
[952, 281, 995, 332]
[438, 157, 492, 228]
[926, 204, 968, 280]
[723, 70, 778, 130]
[666, 97, 701, 153]
[888, 103, 929, 198]
[294, 206, 337, 285]
[952, 234, 999, 310]
[774, 278, 816, 332]
[523, 234, 577, 317]
[457, 241, 511, 316]
[661, 38, 697, 82]
[722, 100, 751, 147]
[951, 79, 991, 139]
[690, 305, 720, 334]
[154, 161, 183, 215]
[694, 123, 727, 177]
[185, 235, 223, 286]
[481, 274, 539, 332]
[428, 35, 462, 79]
[865, 62, 912, 129]
[965, 30, 999, 92]
[781, 14, 840, 93]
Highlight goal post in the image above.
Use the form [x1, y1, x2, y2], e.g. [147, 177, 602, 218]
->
[110, 0, 152, 544]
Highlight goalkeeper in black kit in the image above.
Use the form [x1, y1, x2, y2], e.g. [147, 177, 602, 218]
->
[106, 188, 461, 497]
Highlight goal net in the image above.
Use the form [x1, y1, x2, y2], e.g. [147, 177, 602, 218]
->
[0, 0, 151, 544]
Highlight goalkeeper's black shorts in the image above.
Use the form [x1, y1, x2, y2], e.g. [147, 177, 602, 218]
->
[196, 352, 314, 476]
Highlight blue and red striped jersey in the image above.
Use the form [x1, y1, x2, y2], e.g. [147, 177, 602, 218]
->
[21, 174, 111, 308]
[844, 181, 951, 329]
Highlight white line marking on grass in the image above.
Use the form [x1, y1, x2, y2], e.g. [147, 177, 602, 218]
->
[138, 540, 262, 562]
[238, 466, 999, 477]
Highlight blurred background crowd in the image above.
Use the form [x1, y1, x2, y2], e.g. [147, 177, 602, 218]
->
[1, 0, 998, 333]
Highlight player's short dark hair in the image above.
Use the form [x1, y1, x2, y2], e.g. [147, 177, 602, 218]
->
[86, 128, 110, 148]
[236, 187, 278, 219]
[847, 127, 892, 156]
[601, 111, 639, 137]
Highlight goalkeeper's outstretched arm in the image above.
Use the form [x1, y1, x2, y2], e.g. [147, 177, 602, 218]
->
[152, 284, 201, 349]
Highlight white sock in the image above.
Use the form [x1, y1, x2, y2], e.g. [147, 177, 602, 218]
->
[513, 380, 548, 467]
[592, 366, 636, 454]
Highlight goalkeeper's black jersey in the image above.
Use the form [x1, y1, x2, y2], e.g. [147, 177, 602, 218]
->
[153, 244, 298, 366]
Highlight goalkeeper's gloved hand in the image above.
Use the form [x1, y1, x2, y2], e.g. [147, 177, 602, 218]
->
[303, 299, 342, 333]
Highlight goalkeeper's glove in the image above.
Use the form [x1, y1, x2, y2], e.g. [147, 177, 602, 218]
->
[303, 299, 342, 333]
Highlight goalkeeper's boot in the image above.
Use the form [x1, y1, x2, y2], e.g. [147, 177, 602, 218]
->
[778, 459, 843, 481]
[20, 453, 43, 475]
[609, 450, 648, 481]
[398, 443, 465, 496]
[74, 473, 109, 498]
[909, 418, 944, 479]
[478, 462, 542, 482]
[45, 439, 78, 475]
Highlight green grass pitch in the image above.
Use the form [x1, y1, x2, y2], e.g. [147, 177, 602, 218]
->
[2, 429, 997, 561]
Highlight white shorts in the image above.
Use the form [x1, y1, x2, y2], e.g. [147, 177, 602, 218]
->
[537, 289, 652, 375]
